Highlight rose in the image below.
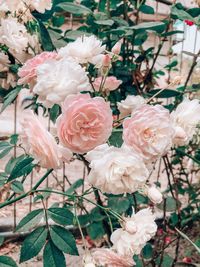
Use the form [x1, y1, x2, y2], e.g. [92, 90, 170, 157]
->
[111, 208, 157, 256]
[58, 35, 105, 67]
[86, 144, 149, 194]
[123, 104, 174, 162]
[117, 95, 145, 118]
[57, 94, 113, 154]
[147, 186, 163, 204]
[18, 51, 58, 87]
[21, 111, 72, 169]
[33, 58, 91, 107]
[170, 98, 200, 146]
[93, 76, 122, 94]
[0, 17, 29, 53]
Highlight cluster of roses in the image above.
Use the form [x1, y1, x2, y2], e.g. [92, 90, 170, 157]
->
[0, 0, 52, 89]
[16, 32, 200, 266]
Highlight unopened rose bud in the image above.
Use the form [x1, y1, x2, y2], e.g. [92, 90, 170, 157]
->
[102, 54, 111, 68]
[112, 41, 122, 55]
[183, 257, 192, 263]
[147, 187, 163, 204]
[164, 236, 171, 244]
[171, 75, 182, 85]
[124, 220, 137, 234]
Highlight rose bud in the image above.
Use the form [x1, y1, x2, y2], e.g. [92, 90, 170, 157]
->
[147, 187, 163, 204]
[112, 41, 122, 55]
[124, 219, 137, 234]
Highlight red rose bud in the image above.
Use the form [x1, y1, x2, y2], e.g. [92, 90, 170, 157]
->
[184, 20, 194, 26]
[164, 236, 171, 244]
[183, 257, 192, 263]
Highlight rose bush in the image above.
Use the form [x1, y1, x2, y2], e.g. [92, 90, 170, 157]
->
[0, 0, 200, 267]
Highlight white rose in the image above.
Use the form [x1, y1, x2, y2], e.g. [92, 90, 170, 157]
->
[33, 58, 92, 107]
[147, 186, 163, 204]
[86, 144, 149, 194]
[117, 95, 145, 118]
[171, 98, 200, 146]
[0, 17, 29, 53]
[111, 208, 157, 256]
[29, 0, 52, 13]
[58, 35, 106, 67]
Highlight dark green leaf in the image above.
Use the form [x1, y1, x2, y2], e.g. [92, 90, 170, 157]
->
[16, 209, 44, 232]
[50, 225, 78, 255]
[108, 130, 123, 148]
[87, 221, 105, 240]
[8, 156, 34, 181]
[139, 4, 154, 14]
[20, 226, 48, 262]
[49, 104, 61, 123]
[37, 19, 55, 51]
[48, 207, 74, 225]
[142, 243, 153, 259]
[148, 89, 181, 98]
[43, 240, 66, 267]
[0, 256, 17, 267]
[1, 87, 21, 113]
[10, 134, 18, 145]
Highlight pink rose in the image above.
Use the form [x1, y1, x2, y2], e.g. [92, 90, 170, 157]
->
[93, 76, 122, 94]
[21, 112, 72, 169]
[123, 104, 174, 161]
[18, 51, 57, 86]
[57, 94, 113, 154]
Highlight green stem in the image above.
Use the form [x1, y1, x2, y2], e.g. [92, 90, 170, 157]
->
[0, 169, 53, 209]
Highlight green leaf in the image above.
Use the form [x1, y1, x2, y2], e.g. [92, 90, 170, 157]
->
[48, 207, 74, 226]
[158, 197, 179, 212]
[130, 21, 166, 32]
[65, 179, 83, 195]
[108, 129, 123, 148]
[148, 89, 181, 98]
[37, 19, 55, 51]
[1, 87, 21, 113]
[16, 209, 44, 232]
[49, 104, 61, 123]
[0, 236, 4, 246]
[11, 181, 24, 194]
[0, 142, 11, 150]
[48, 29, 67, 49]
[0, 256, 17, 267]
[156, 253, 173, 267]
[65, 30, 91, 41]
[107, 196, 130, 213]
[20, 226, 48, 262]
[95, 19, 114, 26]
[171, 6, 193, 21]
[0, 147, 13, 159]
[50, 225, 78, 255]
[142, 243, 153, 259]
[8, 156, 34, 181]
[56, 3, 91, 15]
[5, 155, 26, 174]
[139, 4, 154, 14]
[10, 134, 18, 145]
[43, 240, 66, 267]
[87, 221, 105, 240]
